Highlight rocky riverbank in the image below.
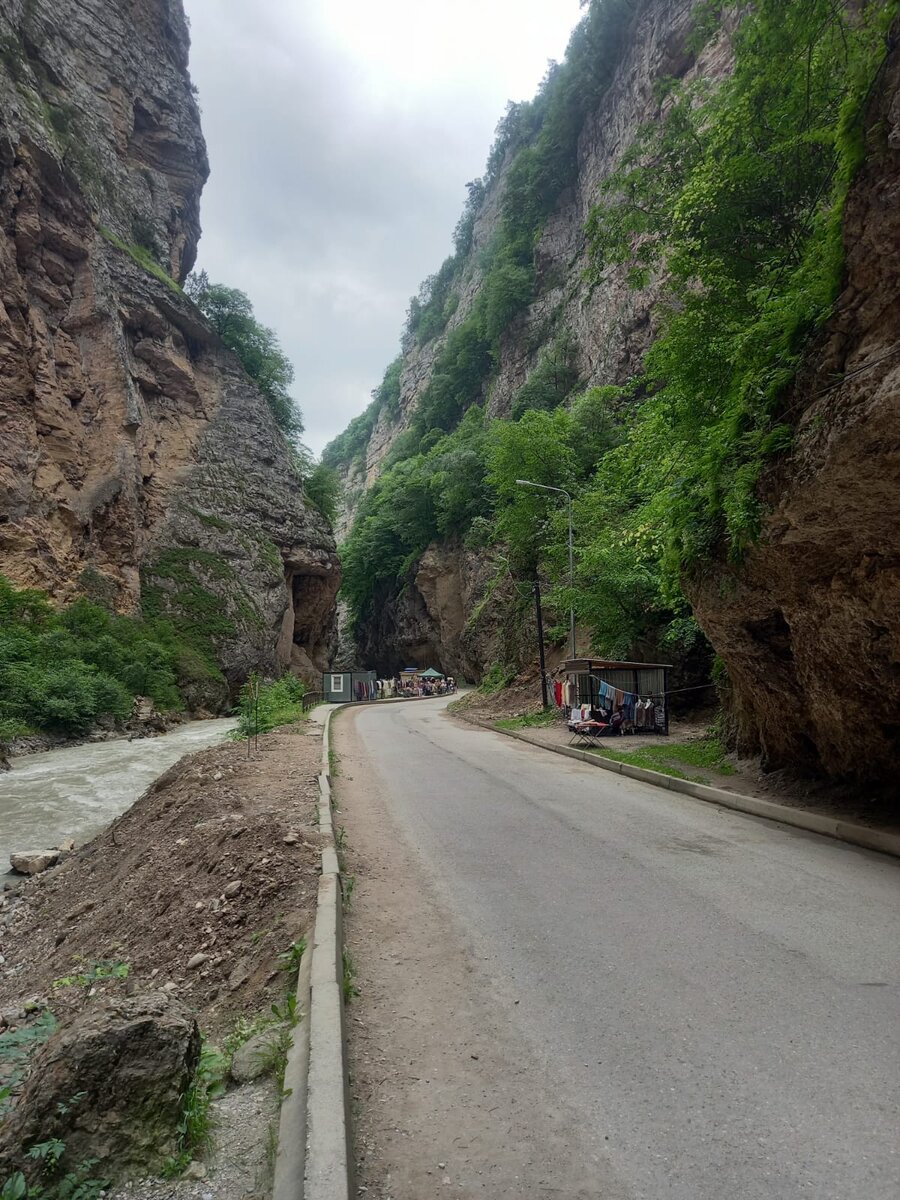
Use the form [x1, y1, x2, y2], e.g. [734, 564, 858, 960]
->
[0, 720, 324, 1194]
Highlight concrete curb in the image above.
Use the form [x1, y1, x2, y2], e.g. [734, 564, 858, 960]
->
[462, 717, 900, 860]
[273, 705, 352, 1200]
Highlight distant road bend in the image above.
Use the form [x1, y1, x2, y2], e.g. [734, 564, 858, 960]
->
[338, 695, 899, 1200]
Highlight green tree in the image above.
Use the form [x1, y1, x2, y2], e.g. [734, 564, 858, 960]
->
[186, 271, 303, 439]
[304, 463, 342, 524]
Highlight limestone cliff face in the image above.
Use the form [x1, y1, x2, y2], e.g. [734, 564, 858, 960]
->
[352, 543, 533, 680]
[351, 0, 731, 484]
[0, 0, 339, 696]
[333, 0, 899, 786]
[686, 36, 900, 783]
[334, 0, 726, 678]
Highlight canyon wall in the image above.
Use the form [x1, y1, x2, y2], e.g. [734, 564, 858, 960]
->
[686, 36, 900, 781]
[330, 0, 900, 785]
[0, 0, 339, 699]
[331, 0, 727, 678]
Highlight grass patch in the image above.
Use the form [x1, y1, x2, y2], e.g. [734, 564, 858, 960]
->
[99, 226, 183, 295]
[495, 709, 557, 730]
[162, 1043, 226, 1178]
[586, 737, 735, 782]
[478, 663, 516, 695]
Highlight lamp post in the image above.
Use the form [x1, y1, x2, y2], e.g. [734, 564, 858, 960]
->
[515, 479, 576, 661]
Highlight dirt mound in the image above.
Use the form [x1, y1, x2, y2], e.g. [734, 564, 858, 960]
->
[452, 671, 545, 722]
[0, 724, 323, 1038]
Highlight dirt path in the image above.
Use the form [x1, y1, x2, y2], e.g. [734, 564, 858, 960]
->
[335, 709, 610, 1200]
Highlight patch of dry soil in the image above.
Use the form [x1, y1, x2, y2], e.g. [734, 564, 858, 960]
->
[0, 723, 324, 1198]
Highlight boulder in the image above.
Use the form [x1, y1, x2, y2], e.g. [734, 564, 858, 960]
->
[10, 850, 60, 875]
[0, 992, 200, 1183]
[229, 1028, 282, 1084]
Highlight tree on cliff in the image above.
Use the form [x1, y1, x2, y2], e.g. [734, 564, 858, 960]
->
[186, 271, 303, 440]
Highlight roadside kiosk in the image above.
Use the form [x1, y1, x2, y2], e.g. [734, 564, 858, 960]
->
[556, 657, 671, 736]
[323, 670, 377, 703]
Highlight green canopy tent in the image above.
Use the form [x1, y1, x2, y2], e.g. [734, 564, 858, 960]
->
[419, 667, 444, 679]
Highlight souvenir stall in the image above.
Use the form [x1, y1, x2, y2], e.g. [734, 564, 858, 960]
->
[554, 658, 670, 743]
[323, 670, 378, 702]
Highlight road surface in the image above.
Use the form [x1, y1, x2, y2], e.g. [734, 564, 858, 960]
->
[336, 696, 899, 1200]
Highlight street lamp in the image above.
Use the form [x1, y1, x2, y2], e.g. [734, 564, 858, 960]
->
[515, 479, 576, 661]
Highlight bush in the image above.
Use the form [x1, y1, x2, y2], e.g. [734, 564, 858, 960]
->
[234, 674, 307, 738]
[0, 574, 208, 737]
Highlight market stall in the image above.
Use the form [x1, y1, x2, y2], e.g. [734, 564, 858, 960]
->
[554, 657, 671, 738]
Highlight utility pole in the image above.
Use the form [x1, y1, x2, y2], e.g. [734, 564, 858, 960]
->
[516, 480, 576, 661]
[533, 577, 549, 708]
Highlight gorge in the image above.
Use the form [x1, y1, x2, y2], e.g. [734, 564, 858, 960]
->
[326, 0, 900, 788]
[0, 0, 340, 717]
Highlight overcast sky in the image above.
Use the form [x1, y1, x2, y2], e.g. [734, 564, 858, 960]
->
[182, 0, 584, 455]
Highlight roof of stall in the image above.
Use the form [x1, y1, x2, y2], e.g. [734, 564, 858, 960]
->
[419, 667, 444, 678]
[556, 658, 672, 674]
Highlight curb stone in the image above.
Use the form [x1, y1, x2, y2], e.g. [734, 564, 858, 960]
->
[274, 705, 352, 1200]
[462, 716, 900, 861]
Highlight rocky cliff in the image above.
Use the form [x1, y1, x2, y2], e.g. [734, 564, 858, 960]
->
[329, 0, 729, 677]
[0, 0, 339, 699]
[329, 0, 900, 786]
[686, 35, 900, 781]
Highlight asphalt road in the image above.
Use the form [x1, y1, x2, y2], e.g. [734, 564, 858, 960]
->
[343, 696, 899, 1199]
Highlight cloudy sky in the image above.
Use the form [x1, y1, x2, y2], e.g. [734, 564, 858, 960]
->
[182, 0, 584, 455]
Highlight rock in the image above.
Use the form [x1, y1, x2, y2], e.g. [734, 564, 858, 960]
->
[186, 952, 210, 970]
[56, 839, 75, 853]
[223, 880, 242, 898]
[9, 850, 60, 876]
[0, 0, 340, 697]
[229, 1029, 282, 1084]
[184, 1161, 207, 1180]
[282, 832, 299, 845]
[0, 992, 200, 1181]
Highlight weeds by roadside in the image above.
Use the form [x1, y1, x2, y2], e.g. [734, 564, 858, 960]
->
[495, 710, 557, 730]
[162, 1043, 226, 1177]
[341, 949, 359, 1004]
[2, 1093, 108, 1199]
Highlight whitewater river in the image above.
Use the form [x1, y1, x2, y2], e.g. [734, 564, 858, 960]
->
[0, 719, 235, 877]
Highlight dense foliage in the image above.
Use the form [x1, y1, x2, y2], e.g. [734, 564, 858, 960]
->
[584, 0, 899, 572]
[186, 271, 341, 523]
[0, 575, 195, 739]
[339, 0, 897, 664]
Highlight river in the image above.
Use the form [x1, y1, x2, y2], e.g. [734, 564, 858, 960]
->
[0, 719, 236, 877]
